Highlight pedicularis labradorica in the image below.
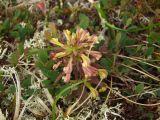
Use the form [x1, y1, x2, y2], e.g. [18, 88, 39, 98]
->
[50, 28, 107, 83]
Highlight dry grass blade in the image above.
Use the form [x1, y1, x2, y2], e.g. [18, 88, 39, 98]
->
[18, 95, 34, 120]
[121, 75, 160, 87]
[36, 97, 52, 114]
[107, 86, 160, 107]
[65, 85, 85, 116]
[11, 70, 21, 120]
[71, 77, 106, 114]
[121, 64, 160, 82]
[110, 87, 158, 101]
[20, 67, 55, 106]
[117, 54, 160, 69]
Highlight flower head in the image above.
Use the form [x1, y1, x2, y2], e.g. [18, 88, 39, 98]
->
[50, 28, 106, 82]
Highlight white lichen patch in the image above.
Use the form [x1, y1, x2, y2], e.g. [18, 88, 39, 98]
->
[24, 28, 46, 49]
[99, 103, 124, 120]
[56, 99, 124, 120]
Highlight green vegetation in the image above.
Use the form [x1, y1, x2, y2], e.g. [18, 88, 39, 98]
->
[0, 0, 160, 119]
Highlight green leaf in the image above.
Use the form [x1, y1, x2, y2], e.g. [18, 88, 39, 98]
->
[9, 85, 16, 93]
[146, 112, 154, 120]
[108, 40, 116, 50]
[144, 47, 154, 57]
[10, 31, 19, 38]
[41, 68, 59, 81]
[157, 67, 160, 73]
[36, 60, 45, 69]
[13, 9, 21, 19]
[112, 0, 120, 5]
[45, 60, 54, 69]
[119, 32, 127, 48]
[19, 27, 26, 40]
[147, 32, 160, 44]
[96, 3, 126, 32]
[118, 66, 130, 75]
[18, 42, 24, 54]
[127, 25, 139, 32]
[119, 32, 136, 48]
[22, 76, 31, 89]
[122, 90, 133, 96]
[55, 84, 73, 97]
[42, 80, 53, 88]
[10, 23, 34, 41]
[100, 58, 112, 72]
[27, 48, 39, 59]
[155, 89, 160, 97]
[135, 83, 144, 94]
[38, 49, 48, 63]
[23, 89, 35, 100]
[79, 13, 90, 29]
[126, 47, 140, 56]
[0, 70, 4, 81]
[8, 51, 20, 66]
[2, 19, 10, 32]
[0, 82, 4, 91]
[96, 3, 108, 20]
[8, 43, 24, 66]
[100, 0, 108, 8]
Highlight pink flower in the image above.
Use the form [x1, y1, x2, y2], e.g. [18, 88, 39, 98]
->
[82, 65, 98, 78]
[63, 57, 73, 83]
[36, 1, 46, 13]
[86, 50, 102, 60]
